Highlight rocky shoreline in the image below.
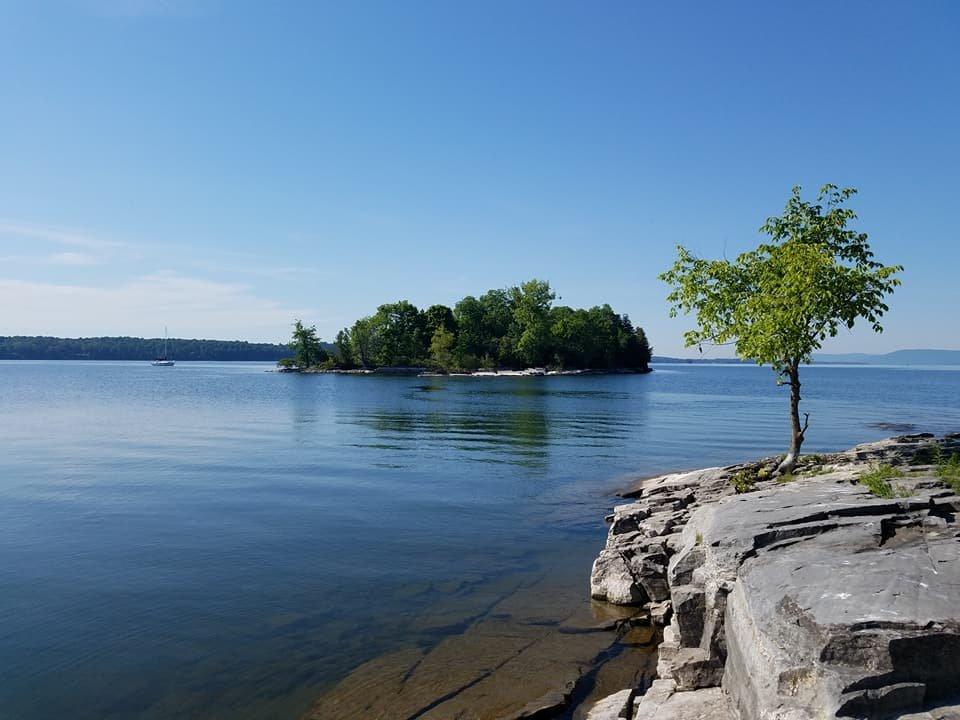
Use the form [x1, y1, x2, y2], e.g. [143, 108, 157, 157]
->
[587, 433, 960, 719]
[302, 433, 960, 719]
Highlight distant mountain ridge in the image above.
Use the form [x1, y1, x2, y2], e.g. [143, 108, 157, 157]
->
[654, 349, 960, 366]
[812, 349, 960, 365]
[652, 356, 747, 364]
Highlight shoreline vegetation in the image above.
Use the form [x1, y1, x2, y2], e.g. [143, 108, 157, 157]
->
[281, 279, 653, 375]
[0, 336, 289, 361]
[284, 365, 652, 377]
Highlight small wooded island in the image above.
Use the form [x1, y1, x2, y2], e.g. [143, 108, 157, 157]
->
[280, 279, 653, 374]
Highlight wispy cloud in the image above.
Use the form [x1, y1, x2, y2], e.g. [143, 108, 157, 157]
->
[0, 272, 310, 342]
[0, 218, 319, 279]
[0, 252, 102, 267]
[49, 252, 101, 266]
[182, 258, 320, 279]
[0, 220, 123, 250]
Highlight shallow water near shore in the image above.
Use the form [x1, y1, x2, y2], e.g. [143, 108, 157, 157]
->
[1, 361, 959, 718]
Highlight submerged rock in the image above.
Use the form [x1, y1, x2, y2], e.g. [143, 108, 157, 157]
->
[590, 433, 960, 719]
[303, 571, 657, 720]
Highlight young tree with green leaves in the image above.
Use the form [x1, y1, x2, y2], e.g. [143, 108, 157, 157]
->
[334, 329, 354, 368]
[660, 185, 901, 474]
[428, 325, 456, 370]
[289, 319, 326, 368]
[510, 279, 555, 367]
[349, 317, 377, 368]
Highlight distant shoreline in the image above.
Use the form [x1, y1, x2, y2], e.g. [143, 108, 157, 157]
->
[0, 335, 291, 362]
[654, 349, 960, 366]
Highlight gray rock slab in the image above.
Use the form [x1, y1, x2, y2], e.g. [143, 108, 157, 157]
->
[591, 434, 960, 720]
[584, 688, 633, 719]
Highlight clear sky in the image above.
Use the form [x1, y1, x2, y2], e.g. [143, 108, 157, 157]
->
[1, 1, 957, 356]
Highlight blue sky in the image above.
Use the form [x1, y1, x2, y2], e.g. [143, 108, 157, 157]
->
[1, 1, 957, 355]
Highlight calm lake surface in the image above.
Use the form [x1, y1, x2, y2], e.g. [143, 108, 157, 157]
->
[2, 361, 959, 719]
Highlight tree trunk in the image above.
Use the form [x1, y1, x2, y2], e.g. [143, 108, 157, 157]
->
[777, 363, 808, 475]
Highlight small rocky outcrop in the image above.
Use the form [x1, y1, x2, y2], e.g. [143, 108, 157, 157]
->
[588, 433, 960, 719]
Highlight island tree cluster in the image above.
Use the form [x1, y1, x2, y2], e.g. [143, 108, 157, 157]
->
[287, 280, 652, 372]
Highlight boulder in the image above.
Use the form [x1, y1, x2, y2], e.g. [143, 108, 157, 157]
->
[591, 550, 646, 605]
[585, 688, 633, 719]
[631, 679, 734, 720]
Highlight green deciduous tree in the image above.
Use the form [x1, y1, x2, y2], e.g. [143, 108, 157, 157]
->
[660, 185, 901, 474]
[371, 300, 426, 366]
[510, 279, 555, 367]
[428, 325, 456, 370]
[349, 317, 377, 368]
[549, 306, 591, 368]
[289, 319, 327, 368]
[422, 304, 456, 337]
[324, 279, 652, 373]
[452, 295, 486, 368]
[334, 329, 355, 368]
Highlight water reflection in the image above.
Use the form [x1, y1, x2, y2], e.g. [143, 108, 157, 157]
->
[338, 380, 564, 470]
[3, 364, 956, 719]
[334, 377, 649, 474]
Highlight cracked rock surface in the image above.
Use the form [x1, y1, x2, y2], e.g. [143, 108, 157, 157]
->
[588, 433, 960, 719]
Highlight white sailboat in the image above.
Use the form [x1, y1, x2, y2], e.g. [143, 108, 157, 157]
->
[152, 327, 175, 366]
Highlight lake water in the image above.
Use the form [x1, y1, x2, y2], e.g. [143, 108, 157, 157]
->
[1, 361, 959, 719]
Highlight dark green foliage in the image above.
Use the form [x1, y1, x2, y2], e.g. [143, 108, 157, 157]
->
[289, 319, 327, 368]
[334, 329, 355, 368]
[330, 279, 652, 372]
[0, 335, 292, 361]
[422, 304, 456, 337]
[371, 300, 427, 366]
[511, 279, 555, 367]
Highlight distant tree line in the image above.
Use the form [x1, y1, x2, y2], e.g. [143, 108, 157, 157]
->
[0, 336, 292, 361]
[286, 279, 652, 372]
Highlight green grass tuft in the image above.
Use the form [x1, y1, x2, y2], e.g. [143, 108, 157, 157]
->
[730, 469, 757, 494]
[858, 464, 906, 498]
[936, 452, 960, 493]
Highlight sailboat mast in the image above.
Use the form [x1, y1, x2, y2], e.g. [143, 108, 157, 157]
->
[164, 326, 168, 358]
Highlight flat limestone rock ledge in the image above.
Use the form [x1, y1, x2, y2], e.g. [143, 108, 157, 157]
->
[303, 570, 659, 720]
[588, 433, 960, 720]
